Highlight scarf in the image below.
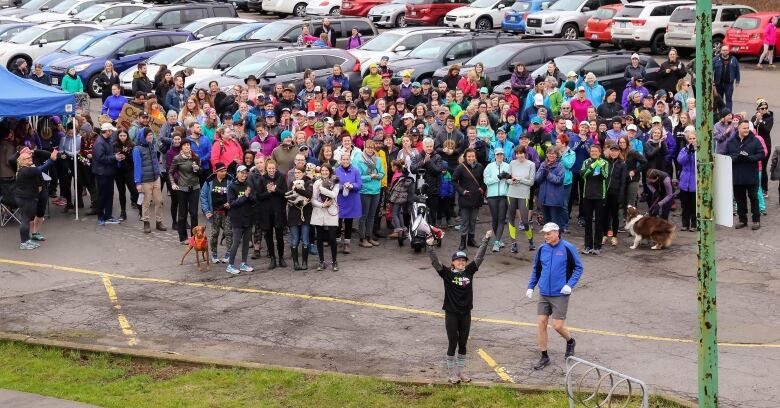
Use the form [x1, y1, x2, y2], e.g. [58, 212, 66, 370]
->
[361, 150, 377, 175]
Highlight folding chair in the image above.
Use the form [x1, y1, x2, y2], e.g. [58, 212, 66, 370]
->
[0, 181, 21, 227]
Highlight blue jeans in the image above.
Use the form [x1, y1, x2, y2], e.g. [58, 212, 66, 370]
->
[359, 193, 380, 239]
[716, 83, 734, 111]
[542, 205, 566, 230]
[391, 202, 405, 231]
[289, 224, 310, 247]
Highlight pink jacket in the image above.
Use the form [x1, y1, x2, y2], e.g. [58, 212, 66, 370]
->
[764, 23, 777, 46]
[210, 138, 243, 170]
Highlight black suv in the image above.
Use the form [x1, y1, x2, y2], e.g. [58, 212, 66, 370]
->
[248, 16, 378, 49]
[433, 40, 592, 87]
[110, 2, 238, 30]
[388, 32, 523, 84]
[493, 49, 661, 96]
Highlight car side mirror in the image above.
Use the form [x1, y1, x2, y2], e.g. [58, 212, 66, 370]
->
[98, 15, 106, 22]
[40, 6, 49, 11]
[217, 62, 229, 70]
[196, 33, 204, 39]
[68, 9, 77, 15]
[394, 45, 406, 52]
[497, 3, 505, 9]
[264, 72, 277, 79]
[581, 6, 590, 12]
[38, 38, 48, 47]
[116, 51, 125, 59]
[154, 22, 162, 28]
[445, 54, 455, 62]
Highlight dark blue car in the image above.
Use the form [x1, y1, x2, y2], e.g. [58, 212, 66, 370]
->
[501, 0, 553, 34]
[38, 28, 140, 72]
[45, 29, 194, 97]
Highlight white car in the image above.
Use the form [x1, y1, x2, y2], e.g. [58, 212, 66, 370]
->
[180, 17, 256, 40]
[351, 27, 467, 76]
[72, 2, 149, 25]
[367, 0, 408, 28]
[444, 0, 516, 30]
[262, 0, 310, 17]
[305, 0, 341, 16]
[664, 3, 755, 54]
[611, 0, 694, 54]
[0, 21, 99, 69]
[24, 0, 112, 23]
[119, 40, 216, 92]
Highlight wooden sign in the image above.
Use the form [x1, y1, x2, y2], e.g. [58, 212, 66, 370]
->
[116, 103, 165, 134]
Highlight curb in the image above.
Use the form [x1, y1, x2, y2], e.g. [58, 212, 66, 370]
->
[0, 331, 696, 407]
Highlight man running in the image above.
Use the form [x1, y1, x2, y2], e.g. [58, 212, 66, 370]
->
[526, 222, 583, 370]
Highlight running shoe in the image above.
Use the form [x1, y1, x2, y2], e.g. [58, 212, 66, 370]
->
[239, 263, 254, 272]
[498, 241, 505, 248]
[105, 218, 121, 225]
[591, 249, 601, 255]
[210, 256, 220, 264]
[221, 253, 230, 264]
[19, 241, 37, 250]
[226, 264, 240, 275]
[31, 232, 45, 241]
[581, 247, 592, 255]
[492, 241, 500, 252]
[97, 219, 106, 226]
[510, 242, 518, 253]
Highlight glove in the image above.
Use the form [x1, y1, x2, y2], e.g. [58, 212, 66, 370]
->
[687, 144, 695, 153]
[526, 289, 534, 299]
[561, 285, 572, 295]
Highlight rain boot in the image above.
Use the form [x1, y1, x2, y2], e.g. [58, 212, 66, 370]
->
[301, 246, 309, 270]
[467, 234, 478, 247]
[291, 246, 300, 270]
[458, 235, 467, 251]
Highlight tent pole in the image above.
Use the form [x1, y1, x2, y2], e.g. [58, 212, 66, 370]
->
[73, 116, 78, 221]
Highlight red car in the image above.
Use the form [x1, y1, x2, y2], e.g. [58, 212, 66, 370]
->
[342, 0, 389, 17]
[405, 0, 471, 26]
[584, 4, 623, 47]
[724, 12, 780, 57]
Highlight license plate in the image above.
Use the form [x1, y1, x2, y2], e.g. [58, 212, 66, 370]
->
[51, 77, 58, 85]
[411, 11, 416, 16]
[675, 25, 686, 33]
[732, 46, 739, 52]
[591, 34, 598, 39]
[620, 22, 627, 28]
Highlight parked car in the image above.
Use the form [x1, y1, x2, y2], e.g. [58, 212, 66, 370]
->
[611, 0, 694, 54]
[404, 0, 471, 27]
[434, 39, 591, 86]
[0, 21, 32, 41]
[107, 8, 143, 25]
[367, 0, 407, 28]
[0, 20, 99, 69]
[0, 16, 29, 24]
[444, 0, 515, 30]
[724, 12, 780, 58]
[525, 0, 625, 40]
[45, 28, 194, 96]
[232, 0, 250, 11]
[193, 47, 362, 93]
[213, 22, 269, 41]
[388, 31, 522, 82]
[168, 41, 289, 91]
[37, 27, 134, 69]
[181, 17, 255, 40]
[119, 40, 214, 93]
[341, 0, 387, 17]
[72, 2, 149, 25]
[351, 26, 466, 75]
[501, 0, 551, 34]
[24, 0, 118, 23]
[109, 3, 238, 30]
[306, 0, 342, 16]
[584, 3, 623, 47]
[247, 0, 263, 12]
[493, 49, 660, 95]
[666, 4, 756, 56]
[0, 0, 64, 19]
[262, 0, 311, 17]
[248, 16, 378, 49]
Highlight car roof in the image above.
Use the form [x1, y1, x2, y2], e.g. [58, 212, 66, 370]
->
[598, 3, 624, 10]
[257, 46, 352, 57]
[37, 21, 101, 29]
[383, 27, 468, 35]
[110, 28, 190, 38]
[741, 12, 780, 18]
[623, 0, 693, 6]
[147, 2, 230, 11]
[201, 40, 287, 51]
[189, 17, 253, 24]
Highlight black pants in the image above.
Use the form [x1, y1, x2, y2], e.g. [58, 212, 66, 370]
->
[679, 190, 696, 229]
[16, 197, 36, 243]
[264, 226, 285, 258]
[426, 195, 440, 227]
[176, 189, 200, 241]
[734, 184, 760, 223]
[58, 159, 74, 206]
[445, 311, 471, 357]
[339, 218, 354, 240]
[761, 138, 771, 192]
[229, 224, 252, 265]
[439, 195, 455, 224]
[569, 173, 583, 218]
[77, 162, 96, 208]
[115, 170, 137, 215]
[582, 198, 604, 250]
[603, 193, 620, 235]
[95, 174, 115, 221]
[316, 225, 338, 263]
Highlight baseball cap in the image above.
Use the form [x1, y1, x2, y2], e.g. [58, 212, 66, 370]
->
[567, 71, 577, 78]
[374, 125, 384, 132]
[531, 117, 543, 125]
[422, 78, 431, 85]
[412, 81, 421, 88]
[236, 165, 248, 173]
[214, 162, 227, 171]
[139, 111, 149, 118]
[100, 122, 116, 132]
[541, 222, 560, 233]
[298, 144, 309, 151]
[314, 121, 324, 129]
[452, 251, 469, 262]
[577, 86, 586, 92]
[651, 116, 662, 124]
[579, 120, 589, 128]
[403, 112, 415, 120]
[380, 55, 389, 61]
[306, 111, 316, 118]
[627, 124, 638, 132]
[459, 114, 470, 121]
[249, 141, 262, 153]
[479, 87, 489, 94]
[609, 144, 620, 150]
[381, 72, 392, 78]
[396, 97, 405, 104]
[402, 71, 412, 78]
[438, 106, 449, 114]
[313, 85, 322, 93]
[381, 112, 392, 118]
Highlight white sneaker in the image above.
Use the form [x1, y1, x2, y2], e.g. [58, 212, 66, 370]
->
[239, 263, 254, 272]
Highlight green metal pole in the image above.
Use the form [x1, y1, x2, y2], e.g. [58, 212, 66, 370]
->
[694, 0, 718, 406]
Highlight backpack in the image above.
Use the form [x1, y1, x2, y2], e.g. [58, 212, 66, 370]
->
[388, 176, 413, 204]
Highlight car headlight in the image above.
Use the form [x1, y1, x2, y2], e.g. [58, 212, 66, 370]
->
[380, 9, 389, 14]
[73, 63, 90, 72]
[461, 13, 474, 18]
[544, 16, 558, 24]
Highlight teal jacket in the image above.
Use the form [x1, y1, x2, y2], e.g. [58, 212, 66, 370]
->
[60, 75, 83, 94]
[483, 161, 511, 197]
[560, 147, 575, 186]
[354, 154, 385, 195]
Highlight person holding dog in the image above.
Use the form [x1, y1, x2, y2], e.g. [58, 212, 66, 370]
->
[201, 162, 233, 264]
[170, 139, 201, 245]
[311, 163, 341, 271]
[427, 229, 492, 384]
[526, 222, 583, 370]
[225, 165, 254, 275]
[287, 166, 313, 270]
[645, 169, 674, 221]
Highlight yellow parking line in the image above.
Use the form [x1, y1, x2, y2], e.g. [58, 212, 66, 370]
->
[2, 258, 779, 349]
[477, 348, 514, 383]
[100, 274, 138, 347]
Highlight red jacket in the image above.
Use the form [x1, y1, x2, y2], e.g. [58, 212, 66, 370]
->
[457, 77, 478, 99]
[210, 138, 243, 170]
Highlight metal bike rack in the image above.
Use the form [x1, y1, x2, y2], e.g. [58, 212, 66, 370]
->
[565, 356, 649, 408]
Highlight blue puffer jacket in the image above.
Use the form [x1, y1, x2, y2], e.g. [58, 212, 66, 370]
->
[535, 159, 565, 207]
[527, 239, 583, 297]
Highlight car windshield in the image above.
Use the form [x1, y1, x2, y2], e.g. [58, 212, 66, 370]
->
[216, 23, 257, 41]
[182, 20, 209, 33]
[732, 17, 759, 30]
[531, 56, 581, 77]
[509, 1, 531, 12]
[615, 5, 643, 18]
[7, 26, 45, 44]
[111, 9, 142, 25]
[50, 0, 80, 14]
[182, 47, 224, 69]
[225, 55, 271, 78]
[74, 5, 107, 20]
[130, 9, 161, 25]
[407, 38, 448, 59]
[549, 0, 581, 12]
[58, 32, 97, 54]
[148, 45, 193, 65]
[407, 0, 433, 5]
[470, 0, 495, 8]
[669, 7, 695, 23]
[592, 7, 616, 20]
[360, 32, 402, 51]
[391, 0, 407, 3]
[465, 46, 510, 68]
[22, 0, 54, 11]
[249, 21, 293, 40]
[0, 26, 26, 41]
[80, 36, 121, 57]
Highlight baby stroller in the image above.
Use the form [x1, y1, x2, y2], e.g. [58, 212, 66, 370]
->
[408, 168, 444, 253]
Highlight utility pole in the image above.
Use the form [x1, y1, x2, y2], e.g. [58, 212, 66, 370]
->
[694, 0, 718, 406]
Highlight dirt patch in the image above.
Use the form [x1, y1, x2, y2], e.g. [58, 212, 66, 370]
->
[60, 347, 199, 380]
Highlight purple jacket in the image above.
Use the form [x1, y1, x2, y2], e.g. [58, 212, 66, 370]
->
[335, 164, 363, 218]
[676, 145, 696, 192]
[251, 134, 279, 157]
[346, 34, 363, 50]
[510, 72, 533, 94]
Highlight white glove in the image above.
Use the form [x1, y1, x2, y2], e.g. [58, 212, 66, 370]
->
[561, 285, 572, 295]
[526, 289, 534, 299]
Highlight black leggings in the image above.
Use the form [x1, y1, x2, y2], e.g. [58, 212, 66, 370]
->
[339, 218, 354, 240]
[16, 197, 37, 243]
[316, 225, 338, 263]
[679, 190, 696, 228]
[264, 226, 285, 259]
[115, 171, 137, 214]
[445, 311, 471, 357]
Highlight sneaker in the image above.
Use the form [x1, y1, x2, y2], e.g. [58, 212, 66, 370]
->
[533, 355, 550, 370]
[735, 222, 748, 229]
[29, 240, 40, 248]
[105, 218, 121, 225]
[210, 256, 220, 264]
[610, 237, 617, 247]
[751, 222, 760, 230]
[221, 253, 230, 264]
[581, 247, 592, 255]
[510, 242, 518, 253]
[591, 249, 601, 255]
[317, 262, 325, 271]
[492, 241, 500, 252]
[225, 264, 240, 275]
[528, 242, 536, 251]
[239, 263, 254, 272]
[332, 262, 339, 271]
[19, 241, 37, 250]
[565, 338, 576, 358]
[31, 232, 45, 241]
[97, 219, 106, 226]
[498, 241, 505, 248]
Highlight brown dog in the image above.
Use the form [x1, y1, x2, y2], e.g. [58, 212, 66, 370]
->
[624, 205, 676, 250]
[180, 225, 210, 270]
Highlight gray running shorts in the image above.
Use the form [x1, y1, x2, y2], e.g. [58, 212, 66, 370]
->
[537, 295, 570, 320]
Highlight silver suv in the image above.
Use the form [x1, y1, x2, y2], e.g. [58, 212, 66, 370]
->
[525, 0, 625, 40]
[664, 4, 756, 55]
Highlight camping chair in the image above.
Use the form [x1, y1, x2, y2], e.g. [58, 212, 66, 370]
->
[0, 180, 21, 227]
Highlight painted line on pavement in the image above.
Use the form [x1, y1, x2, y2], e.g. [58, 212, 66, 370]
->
[100, 274, 139, 347]
[2, 258, 779, 349]
[477, 348, 515, 383]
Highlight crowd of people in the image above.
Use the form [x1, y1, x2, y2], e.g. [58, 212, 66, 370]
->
[1, 46, 776, 271]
